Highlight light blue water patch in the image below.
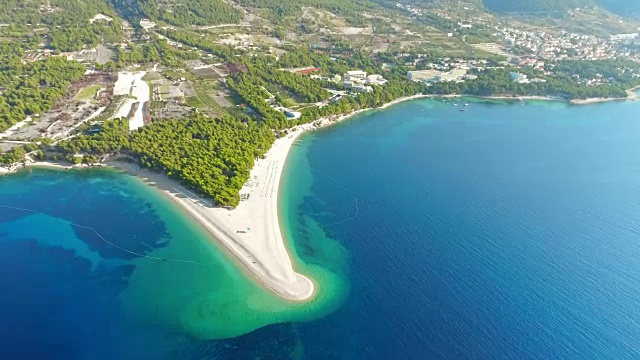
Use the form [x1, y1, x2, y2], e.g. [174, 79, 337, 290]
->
[0, 213, 104, 269]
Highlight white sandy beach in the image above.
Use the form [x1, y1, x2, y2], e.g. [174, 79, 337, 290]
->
[0, 95, 426, 296]
[8, 90, 622, 299]
[101, 103, 398, 300]
[106, 131, 316, 300]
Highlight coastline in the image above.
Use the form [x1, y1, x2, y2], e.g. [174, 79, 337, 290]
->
[106, 157, 316, 301]
[0, 95, 419, 302]
[0, 161, 91, 175]
[421, 87, 640, 105]
[3, 89, 639, 300]
[0, 99, 410, 302]
[569, 85, 640, 105]
[100, 106, 373, 301]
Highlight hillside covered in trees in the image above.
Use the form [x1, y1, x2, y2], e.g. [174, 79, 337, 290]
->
[0, 53, 86, 132]
[110, 0, 243, 26]
[0, 0, 123, 51]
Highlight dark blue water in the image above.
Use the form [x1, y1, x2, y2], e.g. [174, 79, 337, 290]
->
[290, 98, 640, 359]
[0, 170, 172, 359]
[0, 169, 304, 359]
[2, 98, 640, 359]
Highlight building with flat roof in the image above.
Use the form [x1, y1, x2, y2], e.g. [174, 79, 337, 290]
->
[344, 70, 367, 82]
[284, 109, 301, 119]
[408, 69, 470, 84]
[352, 84, 373, 93]
[139, 19, 156, 30]
[407, 70, 441, 82]
[366, 74, 387, 85]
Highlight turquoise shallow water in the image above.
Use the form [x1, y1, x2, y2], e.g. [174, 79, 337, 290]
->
[0, 167, 346, 358]
[2, 97, 640, 358]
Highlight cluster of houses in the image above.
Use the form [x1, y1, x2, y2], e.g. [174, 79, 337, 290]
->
[342, 71, 387, 93]
[309, 69, 388, 93]
[286, 67, 388, 93]
[498, 27, 640, 63]
[406, 68, 477, 84]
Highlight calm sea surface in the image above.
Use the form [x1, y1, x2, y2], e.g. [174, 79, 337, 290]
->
[2, 98, 640, 359]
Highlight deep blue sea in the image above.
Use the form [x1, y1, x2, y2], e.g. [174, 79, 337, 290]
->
[2, 98, 640, 359]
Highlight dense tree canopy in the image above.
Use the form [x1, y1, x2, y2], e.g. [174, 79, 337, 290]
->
[56, 115, 276, 207]
[57, 118, 131, 154]
[130, 116, 275, 206]
[110, 37, 201, 68]
[0, 0, 123, 52]
[110, 0, 243, 26]
[0, 55, 86, 132]
[551, 58, 640, 85]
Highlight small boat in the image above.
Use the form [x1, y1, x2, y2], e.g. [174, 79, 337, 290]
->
[459, 109, 465, 112]
[464, 103, 469, 106]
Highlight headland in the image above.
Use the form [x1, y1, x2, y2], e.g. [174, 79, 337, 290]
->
[0, 95, 418, 302]
[102, 103, 387, 300]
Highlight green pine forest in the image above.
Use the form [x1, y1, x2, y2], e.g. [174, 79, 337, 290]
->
[2, 0, 640, 206]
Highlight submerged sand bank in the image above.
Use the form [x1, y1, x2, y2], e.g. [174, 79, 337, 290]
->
[104, 108, 378, 301]
[0, 93, 526, 299]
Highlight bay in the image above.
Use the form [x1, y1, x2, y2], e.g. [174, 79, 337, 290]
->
[2, 97, 640, 358]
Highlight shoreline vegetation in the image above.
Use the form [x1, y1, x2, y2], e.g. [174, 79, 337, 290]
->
[0, 106, 378, 301]
[1, 91, 638, 300]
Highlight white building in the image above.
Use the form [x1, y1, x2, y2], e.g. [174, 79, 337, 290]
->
[89, 14, 113, 24]
[366, 74, 387, 85]
[283, 109, 301, 119]
[319, 74, 341, 83]
[344, 70, 367, 82]
[139, 19, 156, 31]
[407, 70, 441, 82]
[275, 106, 301, 119]
[352, 84, 373, 93]
[408, 69, 469, 84]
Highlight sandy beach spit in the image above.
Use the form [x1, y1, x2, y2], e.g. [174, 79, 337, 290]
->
[7, 89, 639, 299]
[0, 98, 414, 302]
[101, 110, 371, 300]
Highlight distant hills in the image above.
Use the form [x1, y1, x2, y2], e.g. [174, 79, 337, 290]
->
[595, 0, 640, 17]
[482, 0, 591, 14]
[481, 0, 640, 18]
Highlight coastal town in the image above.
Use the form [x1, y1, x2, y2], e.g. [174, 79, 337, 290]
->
[4, 0, 640, 356]
[2, 0, 640, 304]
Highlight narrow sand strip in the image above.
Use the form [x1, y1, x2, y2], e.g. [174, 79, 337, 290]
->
[12, 95, 427, 300]
[107, 126, 316, 300]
